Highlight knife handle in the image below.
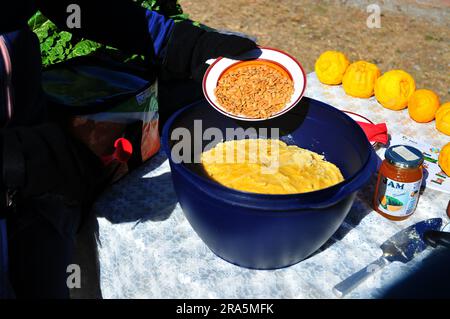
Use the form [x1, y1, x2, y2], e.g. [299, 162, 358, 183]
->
[333, 257, 389, 298]
[424, 230, 450, 248]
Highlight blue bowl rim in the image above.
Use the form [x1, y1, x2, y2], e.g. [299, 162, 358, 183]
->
[161, 97, 373, 201]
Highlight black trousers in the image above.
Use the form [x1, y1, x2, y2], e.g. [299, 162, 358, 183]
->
[5, 136, 103, 299]
[8, 206, 77, 299]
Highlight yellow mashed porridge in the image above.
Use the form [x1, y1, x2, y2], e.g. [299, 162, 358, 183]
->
[201, 139, 344, 194]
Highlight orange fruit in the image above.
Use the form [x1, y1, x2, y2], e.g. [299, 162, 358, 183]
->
[315, 51, 350, 85]
[436, 102, 450, 135]
[408, 89, 440, 123]
[374, 70, 416, 110]
[436, 102, 450, 121]
[342, 61, 381, 98]
[439, 142, 450, 176]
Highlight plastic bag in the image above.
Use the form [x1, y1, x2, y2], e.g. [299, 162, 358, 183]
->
[43, 56, 160, 182]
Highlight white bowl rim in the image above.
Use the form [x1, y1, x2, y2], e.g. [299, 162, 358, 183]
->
[202, 46, 308, 122]
[343, 110, 378, 147]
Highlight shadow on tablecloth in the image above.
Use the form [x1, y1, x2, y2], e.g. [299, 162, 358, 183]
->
[312, 173, 378, 256]
[93, 152, 177, 225]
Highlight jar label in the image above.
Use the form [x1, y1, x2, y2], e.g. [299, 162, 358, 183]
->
[376, 176, 422, 217]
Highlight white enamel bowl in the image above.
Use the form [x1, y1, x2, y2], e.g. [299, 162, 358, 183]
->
[202, 47, 307, 121]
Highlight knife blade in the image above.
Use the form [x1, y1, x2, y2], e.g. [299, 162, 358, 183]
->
[333, 218, 443, 298]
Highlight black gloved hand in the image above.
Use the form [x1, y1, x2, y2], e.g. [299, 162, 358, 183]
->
[163, 21, 257, 82]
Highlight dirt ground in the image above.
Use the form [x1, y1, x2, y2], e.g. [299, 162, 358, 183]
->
[179, 0, 449, 102]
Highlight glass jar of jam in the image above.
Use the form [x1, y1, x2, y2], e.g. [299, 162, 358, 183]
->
[373, 145, 424, 221]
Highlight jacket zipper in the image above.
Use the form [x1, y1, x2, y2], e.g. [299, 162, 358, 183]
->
[0, 35, 13, 126]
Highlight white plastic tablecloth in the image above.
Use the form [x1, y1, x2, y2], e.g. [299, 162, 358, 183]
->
[94, 73, 450, 299]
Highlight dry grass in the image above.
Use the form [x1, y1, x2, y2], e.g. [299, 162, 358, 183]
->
[180, 0, 449, 101]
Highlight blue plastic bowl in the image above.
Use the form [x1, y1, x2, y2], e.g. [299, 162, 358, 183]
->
[162, 97, 377, 269]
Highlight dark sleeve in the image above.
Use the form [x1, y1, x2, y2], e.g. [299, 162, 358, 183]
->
[36, 0, 174, 60]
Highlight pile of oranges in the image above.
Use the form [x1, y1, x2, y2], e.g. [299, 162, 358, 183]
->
[315, 50, 449, 175]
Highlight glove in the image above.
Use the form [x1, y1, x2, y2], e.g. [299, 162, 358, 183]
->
[163, 21, 257, 82]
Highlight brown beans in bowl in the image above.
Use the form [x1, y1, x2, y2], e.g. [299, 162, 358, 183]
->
[214, 63, 295, 119]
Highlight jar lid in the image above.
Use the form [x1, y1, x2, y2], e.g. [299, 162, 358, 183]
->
[385, 145, 424, 168]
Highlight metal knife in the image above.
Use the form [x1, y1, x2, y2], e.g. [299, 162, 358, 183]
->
[333, 218, 443, 298]
[424, 201, 450, 249]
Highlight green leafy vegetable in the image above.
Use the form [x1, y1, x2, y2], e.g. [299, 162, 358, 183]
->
[29, 0, 186, 67]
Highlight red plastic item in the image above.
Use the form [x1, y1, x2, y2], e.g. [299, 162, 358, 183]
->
[101, 138, 133, 166]
[113, 138, 133, 162]
[356, 121, 388, 145]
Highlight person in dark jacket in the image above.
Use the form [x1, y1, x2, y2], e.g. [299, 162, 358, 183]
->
[0, 0, 256, 298]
